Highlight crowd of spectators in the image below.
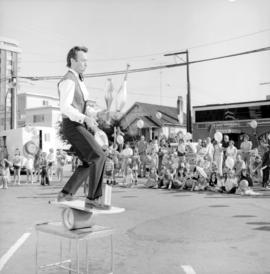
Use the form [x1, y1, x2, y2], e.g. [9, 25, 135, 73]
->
[0, 147, 67, 188]
[103, 133, 270, 196]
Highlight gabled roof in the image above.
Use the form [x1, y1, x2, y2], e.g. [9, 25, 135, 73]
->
[121, 101, 186, 128]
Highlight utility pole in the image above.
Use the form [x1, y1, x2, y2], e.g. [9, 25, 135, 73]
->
[164, 50, 192, 133]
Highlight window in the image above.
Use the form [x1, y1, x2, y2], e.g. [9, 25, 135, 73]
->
[42, 100, 49, 106]
[195, 105, 270, 123]
[44, 133, 50, 142]
[33, 114, 45, 123]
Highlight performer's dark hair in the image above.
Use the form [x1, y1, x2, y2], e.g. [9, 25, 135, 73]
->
[66, 46, 88, 67]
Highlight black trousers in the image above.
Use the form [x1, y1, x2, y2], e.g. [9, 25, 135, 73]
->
[262, 167, 270, 187]
[62, 118, 106, 200]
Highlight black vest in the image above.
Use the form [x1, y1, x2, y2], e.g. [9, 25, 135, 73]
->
[58, 71, 86, 118]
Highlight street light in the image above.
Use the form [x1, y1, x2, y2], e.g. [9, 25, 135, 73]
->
[164, 50, 192, 133]
[4, 74, 16, 130]
[4, 89, 11, 130]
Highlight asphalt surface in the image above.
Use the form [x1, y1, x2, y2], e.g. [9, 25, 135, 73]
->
[0, 168, 270, 274]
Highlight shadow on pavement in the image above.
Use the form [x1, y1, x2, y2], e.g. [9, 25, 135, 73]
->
[253, 226, 270, 232]
[232, 215, 257, 218]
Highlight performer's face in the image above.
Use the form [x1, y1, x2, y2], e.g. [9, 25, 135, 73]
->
[72, 50, 88, 74]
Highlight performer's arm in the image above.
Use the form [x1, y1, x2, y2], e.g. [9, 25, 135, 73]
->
[59, 80, 86, 124]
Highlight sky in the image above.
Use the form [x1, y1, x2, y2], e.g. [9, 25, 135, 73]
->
[0, 0, 270, 112]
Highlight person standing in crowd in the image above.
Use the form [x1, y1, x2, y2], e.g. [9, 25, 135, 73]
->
[33, 149, 41, 183]
[137, 135, 147, 177]
[240, 134, 252, 167]
[249, 155, 262, 184]
[56, 149, 66, 183]
[25, 154, 34, 184]
[213, 140, 223, 176]
[257, 137, 268, 158]
[131, 148, 140, 184]
[40, 152, 50, 185]
[261, 145, 270, 188]
[47, 148, 55, 181]
[205, 137, 214, 163]
[12, 148, 22, 185]
[120, 142, 133, 176]
[222, 135, 230, 165]
[57, 46, 108, 209]
[234, 154, 246, 179]
[226, 140, 238, 161]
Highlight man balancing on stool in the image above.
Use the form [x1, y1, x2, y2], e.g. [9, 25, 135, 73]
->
[57, 46, 109, 209]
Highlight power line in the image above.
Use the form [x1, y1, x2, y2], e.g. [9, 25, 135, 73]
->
[17, 46, 270, 81]
[19, 28, 270, 64]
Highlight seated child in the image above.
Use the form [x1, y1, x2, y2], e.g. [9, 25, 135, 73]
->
[144, 154, 153, 178]
[173, 166, 186, 189]
[206, 172, 219, 192]
[193, 173, 208, 191]
[167, 167, 176, 190]
[181, 165, 198, 191]
[236, 180, 261, 196]
[118, 166, 134, 188]
[224, 170, 238, 194]
[239, 169, 253, 187]
[158, 166, 166, 188]
[144, 167, 159, 188]
[161, 167, 174, 189]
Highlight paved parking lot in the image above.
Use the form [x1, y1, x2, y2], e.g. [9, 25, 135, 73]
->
[0, 171, 270, 274]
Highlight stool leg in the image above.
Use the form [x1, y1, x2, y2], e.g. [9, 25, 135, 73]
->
[35, 230, 39, 274]
[86, 241, 89, 274]
[110, 235, 113, 274]
[59, 239, 62, 265]
[69, 240, 72, 274]
[76, 240, 79, 274]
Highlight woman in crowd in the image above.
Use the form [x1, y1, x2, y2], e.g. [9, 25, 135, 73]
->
[226, 140, 238, 161]
[12, 149, 22, 185]
[213, 140, 223, 176]
[240, 134, 252, 167]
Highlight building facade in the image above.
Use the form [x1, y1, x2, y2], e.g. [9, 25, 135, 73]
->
[17, 92, 60, 127]
[192, 99, 270, 148]
[0, 37, 21, 131]
[119, 100, 186, 140]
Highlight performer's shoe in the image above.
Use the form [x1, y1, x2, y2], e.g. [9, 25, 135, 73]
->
[56, 192, 73, 202]
[85, 198, 111, 210]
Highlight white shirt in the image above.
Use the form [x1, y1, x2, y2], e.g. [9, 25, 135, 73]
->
[59, 69, 92, 124]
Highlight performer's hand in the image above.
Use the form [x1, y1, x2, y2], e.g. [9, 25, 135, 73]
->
[84, 116, 98, 132]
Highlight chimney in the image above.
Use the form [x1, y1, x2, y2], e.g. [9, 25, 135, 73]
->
[177, 96, 184, 125]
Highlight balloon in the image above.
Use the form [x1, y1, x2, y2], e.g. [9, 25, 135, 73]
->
[94, 130, 109, 147]
[156, 112, 162, 119]
[250, 120, 257, 129]
[239, 180, 249, 191]
[225, 157, 235, 169]
[185, 132, 192, 141]
[214, 131, 223, 142]
[137, 119, 144, 129]
[116, 135, 124, 145]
